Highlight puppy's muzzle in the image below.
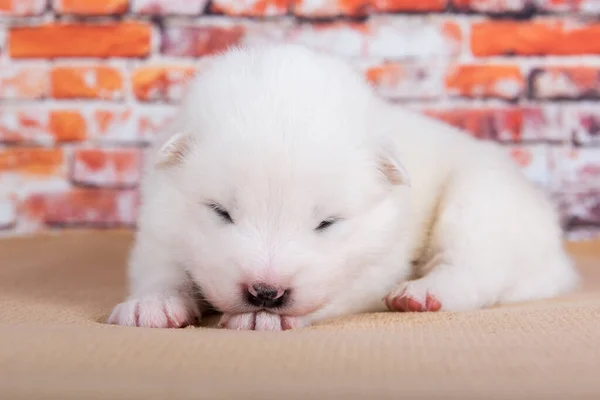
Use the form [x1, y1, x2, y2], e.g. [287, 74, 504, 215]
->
[245, 283, 289, 308]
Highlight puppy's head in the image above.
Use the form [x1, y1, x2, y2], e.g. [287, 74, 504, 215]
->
[149, 45, 411, 317]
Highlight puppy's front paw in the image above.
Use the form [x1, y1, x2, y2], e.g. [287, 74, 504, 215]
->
[107, 294, 200, 328]
[384, 281, 443, 312]
[218, 311, 305, 331]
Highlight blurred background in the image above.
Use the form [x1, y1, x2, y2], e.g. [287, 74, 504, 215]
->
[0, 0, 598, 240]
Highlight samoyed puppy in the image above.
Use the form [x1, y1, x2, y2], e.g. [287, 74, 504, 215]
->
[108, 44, 579, 331]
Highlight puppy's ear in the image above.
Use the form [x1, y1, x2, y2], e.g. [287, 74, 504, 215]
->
[155, 132, 194, 168]
[377, 147, 410, 187]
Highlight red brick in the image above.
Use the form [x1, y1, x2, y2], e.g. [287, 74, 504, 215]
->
[445, 65, 524, 100]
[529, 67, 600, 100]
[23, 188, 138, 227]
[564, 106, 600, 146]
[132, 66, 196, 102]
[453, 0, 533, 13]
[294, 0, 446, 16]
[425, 108, 523, 141]
[71, 148, 142, 188]
[132, 0, 208, 14]
[372, 0, 447, 11]
[9, 22, 151, 58]
[0, 109, 86, 144]
[424, 106, 563, 142]
[161, 22, 289, 57]
[537, 0, 600, 13]
[472, 20, 600, 57]
[0, 66, 48, 99]
[212, 0, 291, 16]
[364, 62, 443, 100]
[51, 66, 123, 100]
[506, 145, 550, 188]
[550, 148, 600, 191]
[293, 0, 366, 16]
[54, 0, 128, 14]
[0, 148, 64, 176]
[290, 18, 462, 59]
[0, 0, 46, 15]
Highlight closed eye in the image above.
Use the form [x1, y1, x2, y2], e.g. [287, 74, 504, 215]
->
[315, 218, 338, 232]
[208, 203, 234, 224]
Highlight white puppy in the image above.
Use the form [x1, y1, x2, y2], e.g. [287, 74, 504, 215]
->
[108, 44, 580, 330]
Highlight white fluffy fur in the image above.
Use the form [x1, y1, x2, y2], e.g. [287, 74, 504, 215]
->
[108, 44, 580, 330]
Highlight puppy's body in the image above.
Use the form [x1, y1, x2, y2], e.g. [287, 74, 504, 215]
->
[109, 45, 579, 330]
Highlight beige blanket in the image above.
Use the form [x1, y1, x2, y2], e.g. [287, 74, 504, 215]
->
[1, 231, 599, 399]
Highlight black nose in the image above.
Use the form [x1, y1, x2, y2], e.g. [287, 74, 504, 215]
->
[246, 283, 288, 308]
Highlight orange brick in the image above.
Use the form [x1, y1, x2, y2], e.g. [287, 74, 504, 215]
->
[137, 107, 176, 142]
[0, 66, 48, 99]
[0, 0, 46, 15]
[445, 65, 524, 100]
[49, 110, 87, 142]
[54, 0, 128, 14]
[364, 62, 443, 99]
[72, 148, 142, 187]
[132, 66, 196, 102]
[51, 66, 123, 99]
[0, 109, 85, 144]
[23, 188, 138, 227]
[132, 0, 208, 14]
[453, 0, 533, 13]
[212, 0, 291, 16]
[0, 109, 47, 143]
[9, 22, 151, 58]
[537, 0, 597, 13]
[472, 20, 600, 57]
[290, 19, 462, 59]
[0, 148, 64, 176]
[89, 109, 136, 142]
[293, 0, 445, 16]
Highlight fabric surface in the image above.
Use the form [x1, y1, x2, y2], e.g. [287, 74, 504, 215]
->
[0, 231, 599, 400]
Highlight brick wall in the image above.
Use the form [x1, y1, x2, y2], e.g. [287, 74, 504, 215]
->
[0, 0, 599, 239]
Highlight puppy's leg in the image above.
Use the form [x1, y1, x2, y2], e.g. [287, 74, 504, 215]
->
[107, 231, 200, 328]
[218, 312, 307, 331]
[386, 163, 579, 313]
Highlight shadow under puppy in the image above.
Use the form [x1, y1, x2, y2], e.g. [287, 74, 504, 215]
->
[108, 44, 580, 331]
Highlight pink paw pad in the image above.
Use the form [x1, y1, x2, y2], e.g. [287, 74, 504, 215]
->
[385, 292, 442, 312]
